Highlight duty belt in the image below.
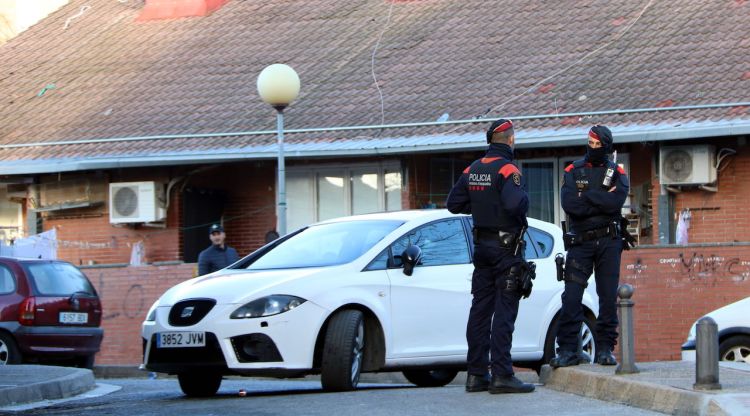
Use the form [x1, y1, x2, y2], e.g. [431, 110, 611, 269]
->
[473, 228, 520, 249]
[578, 222, 619, 241]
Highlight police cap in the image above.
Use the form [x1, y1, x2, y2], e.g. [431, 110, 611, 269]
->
[486, 119, 514, 143]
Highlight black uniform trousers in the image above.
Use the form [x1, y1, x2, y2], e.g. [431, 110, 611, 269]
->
[466, 238, 523, 377]
[557, 235, 622, 353]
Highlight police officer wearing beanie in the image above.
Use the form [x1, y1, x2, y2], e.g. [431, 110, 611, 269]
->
[446, 119, 535, 394]
[197, 224, 239, 276]
[550, 125, 630, 368]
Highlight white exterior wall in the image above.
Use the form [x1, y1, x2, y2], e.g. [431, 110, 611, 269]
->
[0, 0, 68, 43]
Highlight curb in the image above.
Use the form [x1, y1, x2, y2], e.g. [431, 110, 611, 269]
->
[539, 365, 738, 416]
[0, 365, 95, 407]
[93, 365, 149, 379]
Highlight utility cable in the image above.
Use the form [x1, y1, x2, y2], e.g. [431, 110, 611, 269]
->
[371, 0, 395, 128]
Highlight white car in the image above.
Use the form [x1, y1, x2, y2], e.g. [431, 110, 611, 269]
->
[681, 297, 750, 364]
[142, 210, 600, 396]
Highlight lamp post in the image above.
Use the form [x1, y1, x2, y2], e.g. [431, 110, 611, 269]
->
[257, 64, 300, 236]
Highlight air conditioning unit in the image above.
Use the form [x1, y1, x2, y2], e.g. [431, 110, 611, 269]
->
[659, 145, 716, 185]
[109, 181, 166, 223]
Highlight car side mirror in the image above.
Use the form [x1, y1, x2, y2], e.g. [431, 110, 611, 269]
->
[401, 245, 423, 276]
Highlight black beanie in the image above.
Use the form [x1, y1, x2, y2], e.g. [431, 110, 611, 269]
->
[589, 125, 613, 152]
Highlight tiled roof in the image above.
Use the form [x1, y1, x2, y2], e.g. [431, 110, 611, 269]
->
[0, 0, 749, 173]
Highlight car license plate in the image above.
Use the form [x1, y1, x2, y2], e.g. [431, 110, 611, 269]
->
[156, 332, 206, 348]
[59, 312, 88, 324]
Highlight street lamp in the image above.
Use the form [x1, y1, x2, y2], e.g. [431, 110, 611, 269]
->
[257, 64, 300, 236]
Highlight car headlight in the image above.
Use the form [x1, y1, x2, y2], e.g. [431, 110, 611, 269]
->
[145, 300, 159, 322]
[230, 295, 306, 319]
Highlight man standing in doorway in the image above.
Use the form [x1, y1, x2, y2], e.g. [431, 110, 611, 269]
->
[446, 119, 535, 394]
[197, 223, 239, 276]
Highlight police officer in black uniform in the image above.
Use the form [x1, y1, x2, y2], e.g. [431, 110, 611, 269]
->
[446, 119, 535, 394]
[550, 125, 630, 368]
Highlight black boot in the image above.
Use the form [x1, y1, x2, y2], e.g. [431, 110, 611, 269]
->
[488, 375, 535, 394]
[595, 349, 617, 366]
[549, 350, 580, 368]
[465, 373, 490, 392]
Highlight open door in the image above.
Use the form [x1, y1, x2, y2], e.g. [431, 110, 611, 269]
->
[181, 187, 226, 263]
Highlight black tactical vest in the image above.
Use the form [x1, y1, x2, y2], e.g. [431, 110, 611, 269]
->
[466, 157, 518, 232]
[568, 159, 621, 231]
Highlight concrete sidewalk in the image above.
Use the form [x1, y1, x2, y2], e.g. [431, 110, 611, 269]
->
[2, 361, 750, 414]
[540, 361, 750, 415]
[0, 365, 95, 408]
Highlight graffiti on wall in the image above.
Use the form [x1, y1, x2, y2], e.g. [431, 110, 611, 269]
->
[622, 257, 648, 283]
[622, 252, 750, 287]
[95, 272, 147, 321]
[663, 252, 750, 282]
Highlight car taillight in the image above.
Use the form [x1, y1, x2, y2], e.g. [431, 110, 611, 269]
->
[18, 296, 36, 326]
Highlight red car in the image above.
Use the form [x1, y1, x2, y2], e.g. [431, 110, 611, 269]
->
[0, 257, 103, 368]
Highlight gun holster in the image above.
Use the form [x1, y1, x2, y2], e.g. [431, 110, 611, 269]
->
[510, 261, 536, 299]
[619, 217, 637, 250]
[563, 232, 581, 251]
[554, 253, 565, 282]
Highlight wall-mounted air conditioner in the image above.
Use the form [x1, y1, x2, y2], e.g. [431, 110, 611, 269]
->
[109, 181, 166, 223]
[659, 145, 716, 185]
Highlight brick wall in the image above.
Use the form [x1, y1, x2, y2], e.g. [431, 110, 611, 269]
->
[650, 141, 748, 245]
[621, 245, 750, 362]
[89, 244, 750, 365]
[186, 163, 277, 257]
[84, 263, 196, 365]
[43, 162, 278, 266]
[671, 146, 750, 244]
[46, 185, 183, 266]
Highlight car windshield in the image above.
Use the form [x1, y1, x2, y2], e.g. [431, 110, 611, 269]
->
[246, 220, 403, 270]
[24, 262, 96, 296]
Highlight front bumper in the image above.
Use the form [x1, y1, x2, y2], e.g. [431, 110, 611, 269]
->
[142, 300, 328, 374]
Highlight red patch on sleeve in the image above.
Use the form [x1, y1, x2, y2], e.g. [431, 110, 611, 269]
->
[617, 165, 626, 175]
[463, 166, 471, 174]
[481, 157, 502, 164]
[564, 164, 575, 172]
[498, 164, 520, 178]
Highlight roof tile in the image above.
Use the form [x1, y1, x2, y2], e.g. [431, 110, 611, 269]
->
[0, 0, 748, 169]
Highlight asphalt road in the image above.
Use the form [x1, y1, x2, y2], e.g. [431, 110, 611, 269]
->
[10, 378, 664, 416]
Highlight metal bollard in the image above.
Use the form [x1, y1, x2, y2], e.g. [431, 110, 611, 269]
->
[615, 284, 639, 374]
[694, 316, 722, 390]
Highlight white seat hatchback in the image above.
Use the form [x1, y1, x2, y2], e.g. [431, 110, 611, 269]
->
[142, 210, 600, 396]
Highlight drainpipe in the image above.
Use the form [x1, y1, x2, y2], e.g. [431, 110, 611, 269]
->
[656, 146, 673, 244]
[657, 186, 673, 245]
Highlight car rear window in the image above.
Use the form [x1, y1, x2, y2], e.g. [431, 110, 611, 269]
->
[23, 262, 96, 296]
[0, 265, 15, 294]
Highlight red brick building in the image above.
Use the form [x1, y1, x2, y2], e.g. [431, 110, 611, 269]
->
[1, 0, 749, 365]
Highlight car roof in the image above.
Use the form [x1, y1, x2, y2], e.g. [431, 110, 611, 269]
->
[312, 209, 560, 234]
[0, 256, 68, 264]
[315, 209, 451, 224]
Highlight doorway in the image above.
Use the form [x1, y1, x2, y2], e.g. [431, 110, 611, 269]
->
[182, 187, 226, 263]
